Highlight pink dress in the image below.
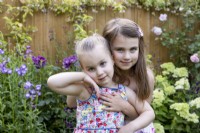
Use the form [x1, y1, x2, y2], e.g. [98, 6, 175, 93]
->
[74, 84, 127, 133]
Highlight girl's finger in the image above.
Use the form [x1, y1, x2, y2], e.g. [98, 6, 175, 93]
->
[100, 95, 111, 102]
[101, 101, 111, 106]
[93, 83, 100, 98]
[101, 93, 113, 98]
[102, 107, 114, 112]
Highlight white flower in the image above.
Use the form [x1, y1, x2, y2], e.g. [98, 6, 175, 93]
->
[152, 26, 162, 36]
[190, 97, 200, 109]
[179, 7, 184, 11]
[175, 78, 190, 90]
[159, 14, 167, 21]
[186, 9, 192, 15]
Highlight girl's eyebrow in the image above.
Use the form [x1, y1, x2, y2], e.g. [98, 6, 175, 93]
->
[85, 59, 106, 68]
[113, 46, 123, 49]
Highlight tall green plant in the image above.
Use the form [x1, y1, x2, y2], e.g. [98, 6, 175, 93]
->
[0, 33, 47, 132]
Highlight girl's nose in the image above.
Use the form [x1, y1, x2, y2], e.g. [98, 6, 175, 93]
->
[96, 67, 103, 76]
[124, 52, 131, 59]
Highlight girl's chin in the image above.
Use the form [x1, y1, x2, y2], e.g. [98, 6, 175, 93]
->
[119, 66, 132, 70]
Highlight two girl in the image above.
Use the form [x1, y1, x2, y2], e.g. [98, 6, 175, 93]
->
[67, 18, 155, 132]
[47, 34, 155, 133]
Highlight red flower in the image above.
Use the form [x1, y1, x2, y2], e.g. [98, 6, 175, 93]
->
[90, 120, 94, 124]
[96, 118, 101, 122]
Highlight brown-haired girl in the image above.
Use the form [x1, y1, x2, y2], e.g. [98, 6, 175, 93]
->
[101, 18, 155, 132]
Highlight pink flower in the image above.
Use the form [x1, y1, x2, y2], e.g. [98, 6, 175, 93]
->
[190, 53, 199, 63]
[152, 26, 162, 36]
[159, 14, 167, 21]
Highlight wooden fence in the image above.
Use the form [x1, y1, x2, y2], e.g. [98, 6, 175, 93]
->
[0, 1, 196, 69]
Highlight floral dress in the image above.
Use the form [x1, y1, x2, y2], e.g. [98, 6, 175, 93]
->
[74, 84, 127, 133]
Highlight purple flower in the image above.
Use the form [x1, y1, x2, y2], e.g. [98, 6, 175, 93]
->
[24, 81, 42, 100]
[152, 26, 162, 36]
[7, 69, 12, 74]
[25, 93, 31, 99]
[0, 49, 4, 54]
[190, 53, 199, 63]
[32, 55, 47, 69]
[0, 61, 12, 74]
[35, 84, 41, 90]
[24, 45, 33, 58]
[15, 64, 28, 76]
[26, 45, 31, 49]
[37, 91, 41, 96]
[62, 55, 78, 70]
[1, 67, 8, 73]
[159, 14, 167, 21]
[26, 49, 32, 55]
[30, 89, 36, 95]
[24, 81, 32, 89]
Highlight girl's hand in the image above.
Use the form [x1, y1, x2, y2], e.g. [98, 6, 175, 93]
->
[83, 74, 100, 97]
[100, 92, 124, 112]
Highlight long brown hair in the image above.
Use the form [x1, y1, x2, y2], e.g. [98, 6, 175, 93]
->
[102, 18, 150, 101]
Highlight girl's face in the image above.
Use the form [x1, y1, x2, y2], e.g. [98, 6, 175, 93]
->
[80, 44, 115, 87]
[111, 34, 139, 71]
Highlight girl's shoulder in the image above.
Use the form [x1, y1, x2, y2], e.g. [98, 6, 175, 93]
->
[123, 85, 137, 96]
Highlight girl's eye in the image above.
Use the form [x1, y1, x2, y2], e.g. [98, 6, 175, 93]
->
[88, 68, 95, 72]
[100, 61, 106, 67]
[130, 47, 137, 52]
[116, 48, 124, 52]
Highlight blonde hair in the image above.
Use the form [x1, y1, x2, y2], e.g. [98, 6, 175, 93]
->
[75, 33, 110, 61]
[103, 18, 150, 101]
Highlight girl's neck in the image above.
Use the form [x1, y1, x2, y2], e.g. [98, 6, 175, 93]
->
[121, 69, 133, 77]
[99, 82, 118, 88]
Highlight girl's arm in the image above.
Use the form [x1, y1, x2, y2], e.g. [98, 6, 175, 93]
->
[118, 88, 155, 133]
[100, 93, 138, 119]
[100, 68, 154, 118]
[146, 67, 155, 103]
[47, 72, 100, 97]
[47, 72, 87, 96]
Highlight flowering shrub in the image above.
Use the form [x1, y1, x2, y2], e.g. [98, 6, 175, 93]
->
[0, 32, 73, 132]
[152, 10, 200, 85]
[152, 62, 200, 133]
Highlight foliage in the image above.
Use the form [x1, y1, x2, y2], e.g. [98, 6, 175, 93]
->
[0, 0, 200, 132]
[0, 33, 46, 132]
[152, 62, 200, 133]
[0, 30, 76, 132]
[152, 8, 200, 85]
